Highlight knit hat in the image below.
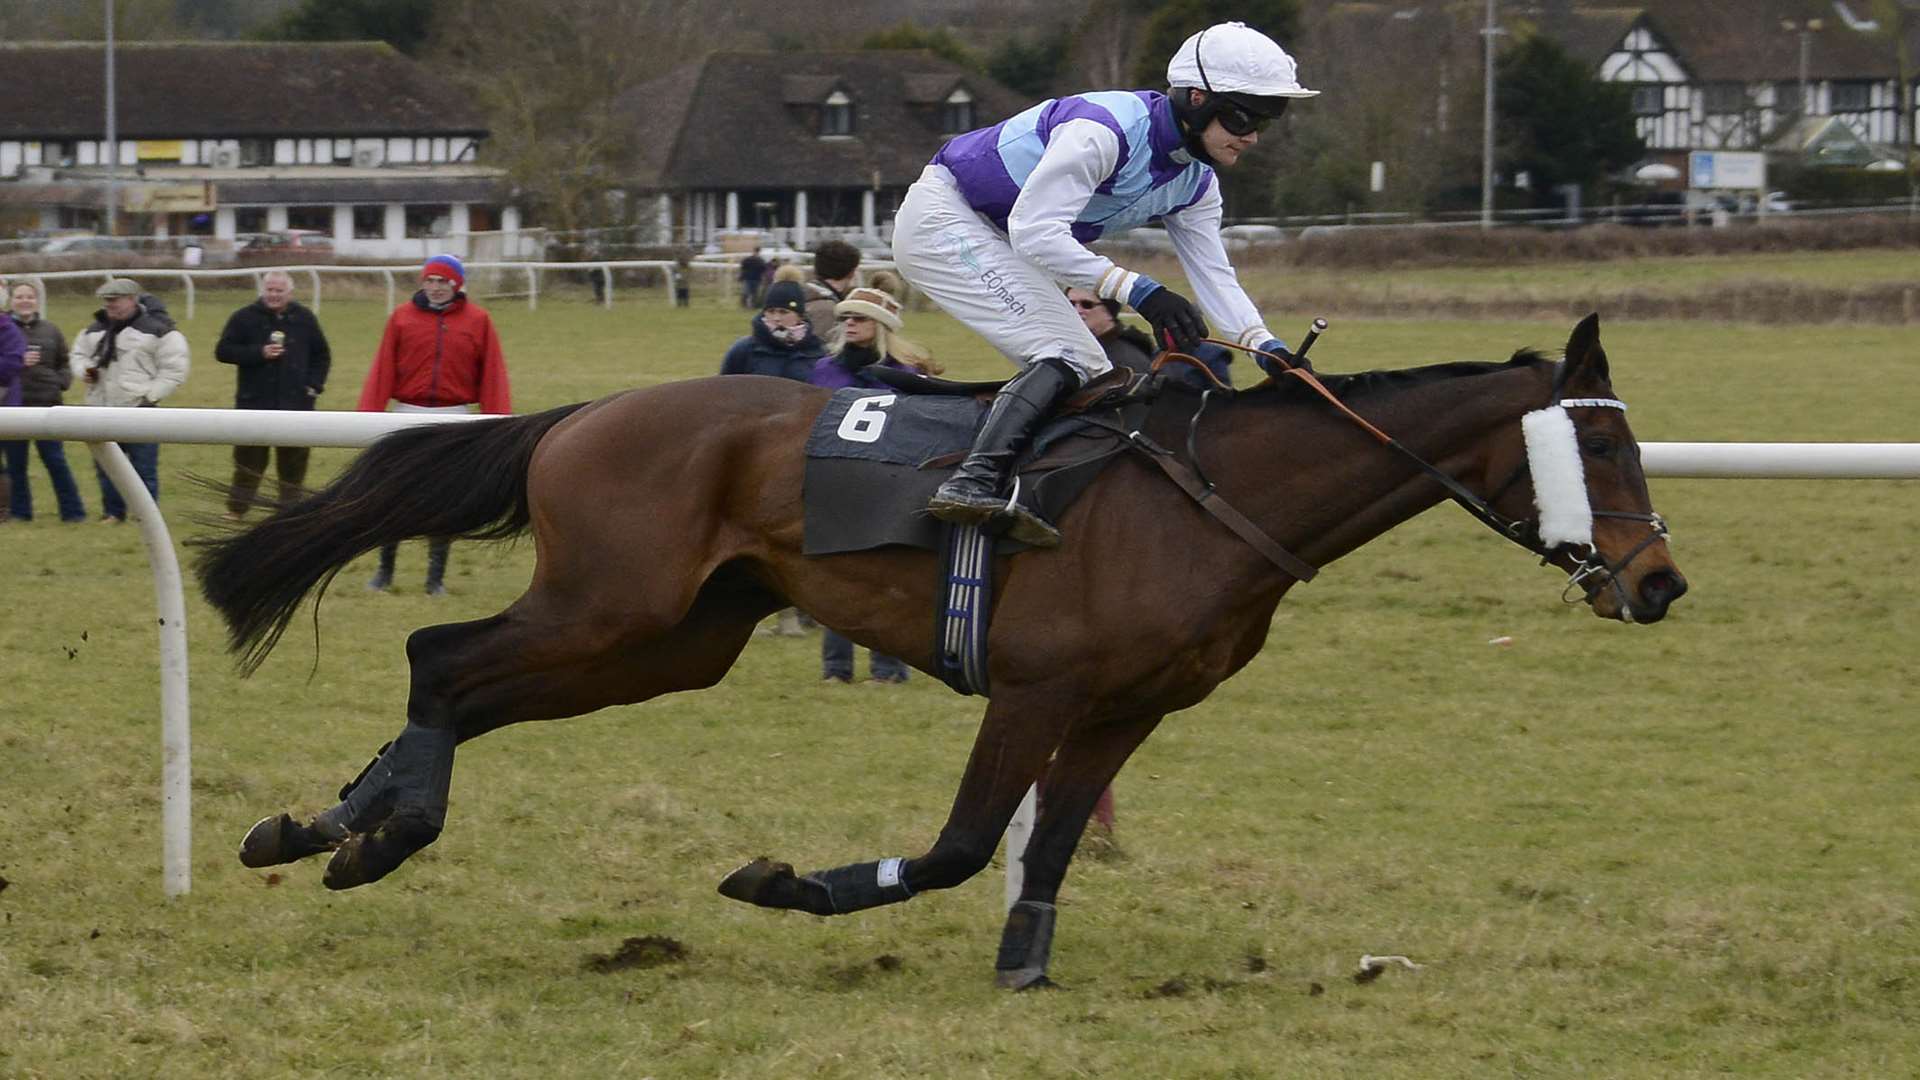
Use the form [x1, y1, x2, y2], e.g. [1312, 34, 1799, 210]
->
[422, 254, 465, 288]
[96, 277, 141, 299]
[834, 287, 903, 331]
[762, 280, 807, 316]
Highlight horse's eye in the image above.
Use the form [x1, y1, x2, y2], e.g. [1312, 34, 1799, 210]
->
[1583, 436, 1615, 457]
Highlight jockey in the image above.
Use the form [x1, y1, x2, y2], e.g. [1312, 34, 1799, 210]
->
[893, 21, 1318, 547]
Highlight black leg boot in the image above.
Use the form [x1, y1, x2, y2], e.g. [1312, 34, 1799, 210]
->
[368, 543, 397, 592]
[424, 538, 451, 596]
[928, 357, 1078, 547]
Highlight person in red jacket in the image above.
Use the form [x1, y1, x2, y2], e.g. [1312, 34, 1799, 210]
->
[357, 254, 512, 595]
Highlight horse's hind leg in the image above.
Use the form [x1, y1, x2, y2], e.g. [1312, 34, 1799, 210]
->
[242, 569, 774, 886]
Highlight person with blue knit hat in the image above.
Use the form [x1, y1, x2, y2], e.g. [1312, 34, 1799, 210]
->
[893, 21, 1318, 547]
[357, 253, 512, 595]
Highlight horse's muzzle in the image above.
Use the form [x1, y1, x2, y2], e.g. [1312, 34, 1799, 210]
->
[1628, 568, 1687, 623]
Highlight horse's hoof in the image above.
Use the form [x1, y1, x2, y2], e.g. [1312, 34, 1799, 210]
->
[716, 858, 797, 907]
[321, 815, 437, 890]
[995, 968, 1057, 991]
[239, 813, 339, 868]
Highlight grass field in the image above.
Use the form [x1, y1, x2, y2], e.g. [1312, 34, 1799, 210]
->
[1, 264, 1917, 1078]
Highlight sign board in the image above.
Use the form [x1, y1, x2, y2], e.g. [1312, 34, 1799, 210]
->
[1689, 151, 1766, 190]
[122, 182, 217, 214]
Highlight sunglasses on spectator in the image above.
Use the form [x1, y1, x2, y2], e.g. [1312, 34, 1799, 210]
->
[1070, 299, 1102, 310]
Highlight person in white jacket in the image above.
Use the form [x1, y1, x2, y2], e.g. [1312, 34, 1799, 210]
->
[894, 21, 1317, 546]
[70, 277, 190, 522]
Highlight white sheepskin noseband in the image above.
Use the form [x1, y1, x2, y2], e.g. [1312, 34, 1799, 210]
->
[1520, 399, 1626, 548]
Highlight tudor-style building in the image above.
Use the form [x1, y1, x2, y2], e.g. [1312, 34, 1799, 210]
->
[0, 41, 526, 257]
[616, 50, 1032, 247]
[1551, 0, 1917, 163]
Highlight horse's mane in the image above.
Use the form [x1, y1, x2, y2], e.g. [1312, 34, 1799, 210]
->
[1224, 348, 1553, 406]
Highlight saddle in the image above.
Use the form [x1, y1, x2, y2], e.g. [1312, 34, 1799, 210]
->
[800, 370, 1150, 557]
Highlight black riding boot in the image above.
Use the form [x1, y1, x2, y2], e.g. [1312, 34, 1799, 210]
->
[928, 357, 1078, 547]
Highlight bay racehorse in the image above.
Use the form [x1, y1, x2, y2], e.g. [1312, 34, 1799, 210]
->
[197, 313, 1686, 988]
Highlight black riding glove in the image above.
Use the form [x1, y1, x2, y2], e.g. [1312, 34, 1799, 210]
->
[1254, 339, 1313, 376]
[1130, 279, 1208, 354]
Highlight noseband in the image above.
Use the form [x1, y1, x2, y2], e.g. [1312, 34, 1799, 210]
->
[1482, 395, 1670, 621]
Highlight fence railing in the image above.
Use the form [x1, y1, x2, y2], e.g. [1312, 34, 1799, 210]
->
[10, 261, 681, 321]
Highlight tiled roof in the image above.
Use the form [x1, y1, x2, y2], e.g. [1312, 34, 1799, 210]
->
[0, 41, 487, 140]
[616, 50, 1033, 191]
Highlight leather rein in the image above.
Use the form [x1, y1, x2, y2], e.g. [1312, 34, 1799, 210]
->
[1137, 339, 1670, 613]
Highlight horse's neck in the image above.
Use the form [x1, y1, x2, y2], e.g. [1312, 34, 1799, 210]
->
[1223, 364, 1548, 569]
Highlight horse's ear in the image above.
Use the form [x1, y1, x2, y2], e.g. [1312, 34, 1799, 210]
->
[1563, 312, 1609, 385]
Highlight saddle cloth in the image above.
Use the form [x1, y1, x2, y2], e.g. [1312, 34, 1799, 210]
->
[801, 388, 1130, 556]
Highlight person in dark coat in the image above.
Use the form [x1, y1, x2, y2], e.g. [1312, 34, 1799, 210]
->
[214, 270, 333, 517]
[719, 280, 826, 382]
[1066, 285, 1231, 389]
[4, 281, 86, 522]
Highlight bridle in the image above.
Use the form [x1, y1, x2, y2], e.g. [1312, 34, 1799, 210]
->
[1153, 339, 1672, 619]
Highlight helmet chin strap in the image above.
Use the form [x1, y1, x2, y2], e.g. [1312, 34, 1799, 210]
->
[1172, 26, 1222, 166]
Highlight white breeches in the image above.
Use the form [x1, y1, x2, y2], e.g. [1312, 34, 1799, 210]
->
[891, 165, 1112, 384]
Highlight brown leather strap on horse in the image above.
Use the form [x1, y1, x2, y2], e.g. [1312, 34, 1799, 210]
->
[1116, 421, 1318, 583]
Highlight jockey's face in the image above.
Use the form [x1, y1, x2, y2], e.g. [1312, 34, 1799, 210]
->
[1189, 89, 1260, 167]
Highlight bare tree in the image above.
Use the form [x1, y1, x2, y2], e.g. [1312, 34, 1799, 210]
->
[430, 0, 755, 232]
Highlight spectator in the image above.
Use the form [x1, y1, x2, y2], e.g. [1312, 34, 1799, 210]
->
[719, 278, 826, 383]
[214, 270, 333, 519]
[1064, 286, 1156, 377]
[70, 278, 190, 524]
[737, 249, 767, 307]
[807, 286, 939, 389]
[808, 285, 939, 684]
[357, 255, 512, 595]
[0, 302, 24, 523]
[1066, 285, 1232, 389]
[802, 239, 863, 345]
[4, 281, 87, 522]
[722, 273, 825, 637]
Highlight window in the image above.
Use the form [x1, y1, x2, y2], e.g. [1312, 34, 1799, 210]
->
[1630, 85, 1663, 116]
[1774, 81, 1804, 114]
[235, 207, 267, 234]
[1703, 82, 1745, 115]
[353, 205, 386, 239]
[1831, 81, 1871, 112]
[286, 206, 332, 231]
[942, 88, 974, 134]
[405, 204, 450, 238]
[821, 90, 853, 137]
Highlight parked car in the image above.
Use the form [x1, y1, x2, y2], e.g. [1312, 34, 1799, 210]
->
[38, 234, 138, 255]
[237, 229, 334, 258]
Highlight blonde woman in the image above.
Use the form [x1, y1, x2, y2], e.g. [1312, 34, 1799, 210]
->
[806, 286, 940, 390]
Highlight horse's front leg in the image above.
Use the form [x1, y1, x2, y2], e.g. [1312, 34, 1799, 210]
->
[992, 711, 1163, 989]
[717, 691, 1074, 955]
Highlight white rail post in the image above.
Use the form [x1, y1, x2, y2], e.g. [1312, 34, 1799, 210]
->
[602, 264, 614, 310]
[526, 265, 538, 311]
[87, 439, 192, 899]
[180, 271, 195, 321]
[1003, 783, 1038, 912]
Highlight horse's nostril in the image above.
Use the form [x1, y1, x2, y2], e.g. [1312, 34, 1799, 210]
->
[1640, 570, 1687, 603]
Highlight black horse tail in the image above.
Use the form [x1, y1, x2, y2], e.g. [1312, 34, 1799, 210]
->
[195, 402, 590, 673]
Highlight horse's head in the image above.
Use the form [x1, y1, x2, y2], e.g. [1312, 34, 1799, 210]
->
[1490, 314, 1688, 623]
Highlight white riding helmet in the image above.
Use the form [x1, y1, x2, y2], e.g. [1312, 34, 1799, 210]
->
[1166, 21, 1320, 108]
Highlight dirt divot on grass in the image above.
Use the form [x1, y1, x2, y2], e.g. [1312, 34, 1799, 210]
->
[582, 935, 688, 973]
